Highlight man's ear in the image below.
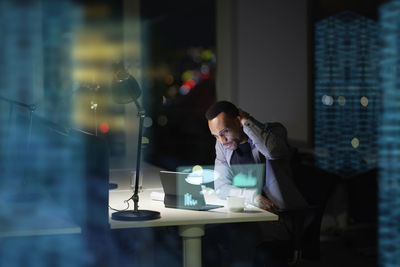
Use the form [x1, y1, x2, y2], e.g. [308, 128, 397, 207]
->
[236, 116, 243, 127]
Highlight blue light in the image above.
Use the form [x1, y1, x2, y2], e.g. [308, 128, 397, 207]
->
[0, 1, 90, 266]
[314, 11, 380, 178]
[186, 169, 215, 184]
[379, 1, 400, 265]
[184, 193, 198, 206]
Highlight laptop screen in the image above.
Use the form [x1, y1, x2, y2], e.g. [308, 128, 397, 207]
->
[160, 171, 207, 208]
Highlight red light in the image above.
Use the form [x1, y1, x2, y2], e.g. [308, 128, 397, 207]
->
[183, 79, 196, 89]
[100, 122, 109, 133]
[201, 72, 210, 79]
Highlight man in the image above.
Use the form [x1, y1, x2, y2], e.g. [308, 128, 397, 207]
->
[205, 101, 308, 212]
[205, 102, 316, 266]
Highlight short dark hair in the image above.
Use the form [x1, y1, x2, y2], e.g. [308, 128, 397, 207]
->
[205, 101, 239, 120]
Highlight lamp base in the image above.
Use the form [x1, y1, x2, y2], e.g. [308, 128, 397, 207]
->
[112, 209, 160, 221]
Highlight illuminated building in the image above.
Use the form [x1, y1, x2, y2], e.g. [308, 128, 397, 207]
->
[378, 1, 400, 265]
[314, 11, 380, 178]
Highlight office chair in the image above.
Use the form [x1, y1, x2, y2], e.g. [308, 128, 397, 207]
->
[256, 150, 338, 266]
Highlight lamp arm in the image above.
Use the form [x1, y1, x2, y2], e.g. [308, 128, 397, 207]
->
[132, 100, 145, 212]
[0, 95, 36, 112]
[0, 95, 36, 149]
[132, 98, 144, 113]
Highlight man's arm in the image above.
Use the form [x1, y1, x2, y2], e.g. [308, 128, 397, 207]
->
[213, 141, 258, 203]
[238, 108, 295, 211]
[238, 109, 290, 160]
[214, 151, 279, 213]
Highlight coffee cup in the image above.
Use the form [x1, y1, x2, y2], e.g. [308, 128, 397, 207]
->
[227, 196, 245, 212]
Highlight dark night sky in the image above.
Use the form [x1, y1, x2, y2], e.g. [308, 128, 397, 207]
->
[141, 0, 216, 50]
[311, 0, 388, 21]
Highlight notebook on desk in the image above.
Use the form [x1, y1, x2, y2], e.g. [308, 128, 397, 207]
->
[159, 171, 223, 211]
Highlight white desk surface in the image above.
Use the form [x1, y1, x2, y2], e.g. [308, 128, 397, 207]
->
[109, 164, 278, 229]
[109, 189, 278, 229]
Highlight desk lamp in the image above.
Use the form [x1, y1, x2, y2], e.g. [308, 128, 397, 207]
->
[110, 62, 160, 221]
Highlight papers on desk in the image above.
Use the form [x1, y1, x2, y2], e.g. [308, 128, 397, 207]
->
[150, 191, 165, 201]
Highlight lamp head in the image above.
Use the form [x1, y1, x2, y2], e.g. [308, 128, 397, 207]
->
[111, 62, 142, 104]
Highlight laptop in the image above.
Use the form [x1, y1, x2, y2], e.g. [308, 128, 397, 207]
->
[159, 171, 223, 211]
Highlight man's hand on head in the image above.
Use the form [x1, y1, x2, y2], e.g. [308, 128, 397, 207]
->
[238, 108, 250, 126]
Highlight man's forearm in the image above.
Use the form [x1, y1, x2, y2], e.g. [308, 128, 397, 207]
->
[214, 181, 258, 204]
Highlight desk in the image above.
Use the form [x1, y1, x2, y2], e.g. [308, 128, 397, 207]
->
[109, 186, 278, 267]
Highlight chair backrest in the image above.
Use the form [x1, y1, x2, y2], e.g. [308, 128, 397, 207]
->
[289, 149, 339, 261]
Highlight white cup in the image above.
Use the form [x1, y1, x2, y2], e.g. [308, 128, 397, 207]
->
[227, 196, 245, 212]
[130, 171, 143, 192]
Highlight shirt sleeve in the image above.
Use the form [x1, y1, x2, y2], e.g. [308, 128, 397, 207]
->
[242, 118, 290, 160]
[213, 141, 258, 204]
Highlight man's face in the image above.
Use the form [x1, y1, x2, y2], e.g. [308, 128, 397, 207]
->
[208, 112, 245, 150]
